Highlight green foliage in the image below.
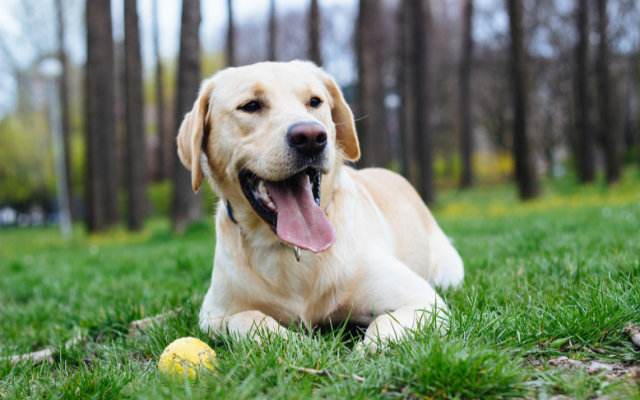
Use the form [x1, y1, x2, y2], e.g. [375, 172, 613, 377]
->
[0, 114, 56, 204]
[148, 181, 173, 216]
[1, 169, 640, 399]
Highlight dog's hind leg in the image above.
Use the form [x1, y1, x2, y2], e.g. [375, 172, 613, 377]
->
[426, 230, 464, 290]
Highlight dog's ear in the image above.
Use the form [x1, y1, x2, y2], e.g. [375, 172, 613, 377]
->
[315, 69, 360, 161]
[177, 79, 215, 193]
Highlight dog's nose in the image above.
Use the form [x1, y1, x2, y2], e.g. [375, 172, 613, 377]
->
[286, 122, 327, 157]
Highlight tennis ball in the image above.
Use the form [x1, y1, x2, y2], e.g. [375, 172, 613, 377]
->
[158, 337, 216, 379]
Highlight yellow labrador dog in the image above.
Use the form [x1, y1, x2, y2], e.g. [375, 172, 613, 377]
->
[176, 61, 464, 348]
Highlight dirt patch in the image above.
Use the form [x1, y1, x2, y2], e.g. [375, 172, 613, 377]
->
[546, 356, 640, 380]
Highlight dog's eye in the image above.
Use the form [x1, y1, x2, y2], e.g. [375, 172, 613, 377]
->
[239, 101, 262, 113]
[309, 97, 322, 108]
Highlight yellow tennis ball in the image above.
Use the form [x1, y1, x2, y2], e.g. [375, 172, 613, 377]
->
[158, 337, 216, 379]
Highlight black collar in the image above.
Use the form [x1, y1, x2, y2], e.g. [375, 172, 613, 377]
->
[226, 200, 238, 224]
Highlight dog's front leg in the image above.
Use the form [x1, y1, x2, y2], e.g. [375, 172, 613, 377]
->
[353, 255, 448, 353]
[359, 297, 447, 353]
[201, 310, 291, 342]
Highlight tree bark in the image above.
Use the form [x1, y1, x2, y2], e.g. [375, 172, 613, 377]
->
[356, 0, 389, 169]
[86, 0, 119, 231]
[574, 0, 595, 183]
[268, 0, 276, 61]
[152, 0, 166, 181]
[226, 0, 236, 67]
[596, 0, 620, 184]
[171, 0, 202, 233]
[399, 0, 417, 186]
[309, 0, 322, 66]
[459, 0, 474, 188]
[55, 0, 75, 220]
[506, 0, 539, 200]
[413, 0, 433, 204]
[124, 0, 146, 231]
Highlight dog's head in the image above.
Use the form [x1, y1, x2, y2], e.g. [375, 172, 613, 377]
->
[176, 61, 359, 253]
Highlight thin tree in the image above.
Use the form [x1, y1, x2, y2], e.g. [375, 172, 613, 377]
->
[413, 0, 434, 204]
[400, 0, 433, 201]
[124, 0, 146, 231]
[54, 0, 74, 219]
[596, 0, 620, 184]
[399, 0, 417, 186]
[268, 0, 276, 61]
[356, 0, 389, 169]
[152, 0, 166, 181]
[506, 0, 539, 199]
[574, 0, 595, 183]
[86, 0, 119, 231]
[172, 0, 202, 232]
[226, 0, 236, 67]
[309, 0, 322, 66]
[459, 0, 474, 188]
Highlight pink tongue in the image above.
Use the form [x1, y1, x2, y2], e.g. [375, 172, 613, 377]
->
[265, 174, 336, 253]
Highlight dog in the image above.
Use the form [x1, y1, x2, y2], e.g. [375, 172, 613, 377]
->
[176, 61, 464, 348]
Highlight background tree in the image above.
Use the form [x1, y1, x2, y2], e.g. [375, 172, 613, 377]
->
[308, 0, 322, 66]
[171, 0, 202, 233]
[268, 0, 276, 61]
[86, 0, 119, 231]
[414, 0, 433, 204]
[400, 0, 433, 203]
[54, 0, 74, 219]
[124, 0, 146, 231]
[227, 0, 236, 67]
[356, 0, 389, 169]
[152, 0, 167, 181]
[459, 0, 474, 188]
[574, 0, 594, 183]
[399, 0, 417, 186]
[596, 0, 620, 184]
[506, 0, 539, 199]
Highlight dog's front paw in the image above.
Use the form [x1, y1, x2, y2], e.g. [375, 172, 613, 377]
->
[354, 339, 379, 356]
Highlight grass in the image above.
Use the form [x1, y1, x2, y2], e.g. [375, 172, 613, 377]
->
[1, 169, 640, 399]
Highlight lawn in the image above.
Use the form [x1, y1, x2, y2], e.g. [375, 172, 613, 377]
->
[1, 170, 639, 399]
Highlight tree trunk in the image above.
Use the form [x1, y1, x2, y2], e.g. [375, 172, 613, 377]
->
[55, 0, 75, 220]
[309, 0, 322, 66]
[413, 0, 433, 204]
[356, 0, 389, 169]
[152, 0, 166, 181]
[399, 0, 417, 186]
[459, 0, 474, 188]
[124, 0, 146, 231]
[575, 0, 595, 183]
[86, 0, 119, 231]
[506, 0, 539, 200]
[596, 0, 620, 184]
[226, 0, 236, 67]
[268, 0, 276, 61]
[171, 0, 202, 233]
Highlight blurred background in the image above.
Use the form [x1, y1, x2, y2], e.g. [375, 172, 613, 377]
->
[0, 0, 639, 234]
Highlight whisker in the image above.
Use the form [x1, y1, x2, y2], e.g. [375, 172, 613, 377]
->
[334, 115, 369, 126]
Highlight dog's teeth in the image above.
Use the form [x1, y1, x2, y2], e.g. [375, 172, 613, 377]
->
[258, 180, 268, 195]
[267, 201, 277, 211]
[261, 193, 272, 203]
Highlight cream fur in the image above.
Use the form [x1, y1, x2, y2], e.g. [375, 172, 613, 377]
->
[175, 61, 464, 347]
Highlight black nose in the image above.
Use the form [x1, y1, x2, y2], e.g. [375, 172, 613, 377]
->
[286, 122, 327, 157]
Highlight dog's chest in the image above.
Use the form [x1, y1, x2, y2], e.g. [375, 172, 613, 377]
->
[242, 254, 345, 327]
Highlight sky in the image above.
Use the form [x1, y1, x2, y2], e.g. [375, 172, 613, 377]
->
[0, 0, 357, 118]
[0, 0, 636, 118]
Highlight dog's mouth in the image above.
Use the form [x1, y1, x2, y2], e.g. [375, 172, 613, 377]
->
[239, 167, 336, 253]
